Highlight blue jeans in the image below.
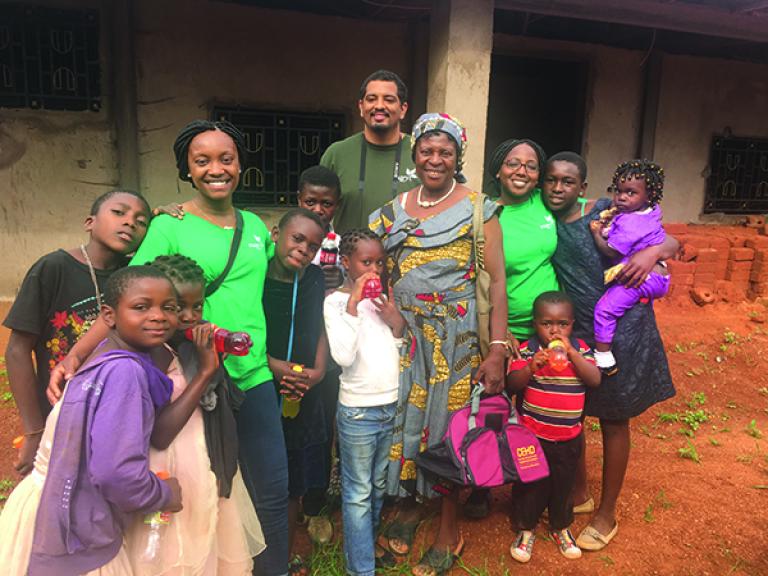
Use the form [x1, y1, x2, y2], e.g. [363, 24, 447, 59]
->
[337, 402, 396, 576]
[238, 381, 289, 576]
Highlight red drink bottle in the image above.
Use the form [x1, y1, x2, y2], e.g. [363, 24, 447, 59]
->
[362, 277, 382, 299]
[185, 325, 252, 356]
[547, 339, 569, 372]
[319, 232, 339, 265]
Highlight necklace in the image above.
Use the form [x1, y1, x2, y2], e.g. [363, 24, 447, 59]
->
[416, 179, 457, 208]
[193, 199, 235, 229]
[79, 245, 103, 310]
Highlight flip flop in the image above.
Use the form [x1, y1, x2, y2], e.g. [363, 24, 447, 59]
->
[575, 521, 619, 551]
[381, 518, 420, 556]
[411, 535, 465, 576]
[573, 496, 595, 514]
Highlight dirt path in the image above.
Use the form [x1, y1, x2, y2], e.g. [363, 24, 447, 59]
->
[1, 300, 766, 575]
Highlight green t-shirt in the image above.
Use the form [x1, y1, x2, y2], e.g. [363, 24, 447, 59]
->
[320, 132, 419, 233]
[131, 212, 274, 391]
[498, 189, 560, 339]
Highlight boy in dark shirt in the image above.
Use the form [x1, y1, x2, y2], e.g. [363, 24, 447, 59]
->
[3, 190, 151, 476]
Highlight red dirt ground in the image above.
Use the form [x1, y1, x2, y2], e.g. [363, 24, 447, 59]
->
[1, 299, 767, 575]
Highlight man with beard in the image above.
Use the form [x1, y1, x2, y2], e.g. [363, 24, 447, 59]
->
[321, 70, 420, 233]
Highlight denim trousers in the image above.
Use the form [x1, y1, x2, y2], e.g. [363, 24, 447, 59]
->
[238, 381, 289, 576]
[337, 402, 396, 576]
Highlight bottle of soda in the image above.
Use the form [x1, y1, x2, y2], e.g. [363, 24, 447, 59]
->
[140, 471, 172, 566]
[547, 339, 569, 372]
[319, 232, 339, 266]
[281, 365, 304, 419]
[362, 276, 382, 299]
[184, 325, 252, 356]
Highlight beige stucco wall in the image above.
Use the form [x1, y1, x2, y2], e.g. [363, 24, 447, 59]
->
[654, 55, 768, 223]
[0, 1, 410, 299]
[492, 34, 643, 203]
[134, 1, 410, 226]
[0, 0, 116, 299]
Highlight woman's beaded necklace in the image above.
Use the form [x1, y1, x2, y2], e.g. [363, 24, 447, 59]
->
[416, 179, 457, 208]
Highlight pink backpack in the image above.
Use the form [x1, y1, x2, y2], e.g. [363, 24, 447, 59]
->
[416, 385, 549, 488]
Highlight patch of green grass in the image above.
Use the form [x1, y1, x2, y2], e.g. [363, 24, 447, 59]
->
[723, 330, 738, 344]
[599, 555, 615, 566]
[686, 392, 707, 408]
[0, 477, 16, 503]
[674, 343, 687, 353]
[0, 391, 12, 403]
[656, 490, 672, 510]
[658, 412, 679, 423]
[746, 419, 763, 439]
[678, 440, 700, 463]
[589, 420, 601, 432]
[709, 437, 722, 446]
[643, 503, 655, 523]
[681, 409, 709, 432]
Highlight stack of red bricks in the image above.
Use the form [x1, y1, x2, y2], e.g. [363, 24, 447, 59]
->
[663, 217, 768, 305]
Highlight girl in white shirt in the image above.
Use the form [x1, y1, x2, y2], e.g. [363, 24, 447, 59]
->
[323, 229, 406, 576]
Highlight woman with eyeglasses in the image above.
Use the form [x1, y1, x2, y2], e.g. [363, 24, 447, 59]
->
[463, 139, 561, 520]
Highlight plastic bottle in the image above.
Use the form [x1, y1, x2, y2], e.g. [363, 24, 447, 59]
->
[362, 276, 382, 299]
[547, 339, 569, 372]
[281, 365, 304, 419]
[184, 325, 252, 356]
[140, 471, 172, 566]
[319, 232, 339, 266]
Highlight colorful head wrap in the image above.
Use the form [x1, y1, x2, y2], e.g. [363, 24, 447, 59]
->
[411, 112, 468, 183]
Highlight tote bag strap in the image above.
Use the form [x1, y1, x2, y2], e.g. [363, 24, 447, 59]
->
[468, 385, 519, 429]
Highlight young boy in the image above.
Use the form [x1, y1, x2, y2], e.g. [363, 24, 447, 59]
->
[295, 165, 344, 545]
[3, 190, 151, 476]
[297, 165, 343, 291]
[506, 291, 601, 563]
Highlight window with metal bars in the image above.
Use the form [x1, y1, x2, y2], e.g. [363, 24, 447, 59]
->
[0, 5, 100, 111]
[212, 107, 345, 207]
[705, 135, 768, 214]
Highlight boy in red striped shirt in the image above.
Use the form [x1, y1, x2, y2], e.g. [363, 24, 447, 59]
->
[506, 291, 601, 563]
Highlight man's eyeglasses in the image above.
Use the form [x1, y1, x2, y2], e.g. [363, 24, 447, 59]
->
[503, 159, 539, 172]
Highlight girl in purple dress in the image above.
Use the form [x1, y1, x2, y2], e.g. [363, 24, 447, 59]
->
[0, 266, 183, 576]
[589, 160, 670, 375]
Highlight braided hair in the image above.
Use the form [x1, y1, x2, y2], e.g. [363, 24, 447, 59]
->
[146, 254, 206, 291]
[485, 138, 547, 197]
[339, 228, 382, 257]
[172, 120, 247, 186]
[609, 159, 665, 206]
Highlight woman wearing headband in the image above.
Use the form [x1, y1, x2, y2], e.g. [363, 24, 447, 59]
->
[370, 113, 508, 576]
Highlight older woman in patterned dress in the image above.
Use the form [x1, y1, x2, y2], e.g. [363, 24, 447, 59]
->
[369, 113, 508, 576]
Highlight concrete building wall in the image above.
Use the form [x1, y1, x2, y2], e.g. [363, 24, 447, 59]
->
[0, 0, 116, 299]
[134, 1, 410, 227]
[0, 1, 410, 299]
[492, 34, 643, 202]
[654, 55, 768, 223]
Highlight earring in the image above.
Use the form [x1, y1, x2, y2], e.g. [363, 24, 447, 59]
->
[187, 173, 191, 178]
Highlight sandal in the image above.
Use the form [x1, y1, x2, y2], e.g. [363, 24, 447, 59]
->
[375, 542, 398, 569]
[380, 518, 420, 556]
[411, 535, 465, 576]
[287, 555, 309, 576]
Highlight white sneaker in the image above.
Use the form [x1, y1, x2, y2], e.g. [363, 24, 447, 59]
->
[552, 528, 582, 559]
[510, 530, 535, 563]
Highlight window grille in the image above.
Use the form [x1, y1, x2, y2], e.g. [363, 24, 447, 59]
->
[213, 107, 345, 207]
[705, 135, 768, 214]
[0, 5, 100, 111]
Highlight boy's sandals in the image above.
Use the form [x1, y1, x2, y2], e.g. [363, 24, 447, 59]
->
[375, 542, 398, 569]
[573, 496, 595, 514]
[288, 555, 309, 576]
[411, 535, 465, 576]
[380, 518, 420, 556]
[307, 515, 334, 545]
[576, 521, 619, 551]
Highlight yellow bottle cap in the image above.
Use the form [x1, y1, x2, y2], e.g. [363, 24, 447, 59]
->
[292, 365, 304, 373]
[548, 339, 564, 349]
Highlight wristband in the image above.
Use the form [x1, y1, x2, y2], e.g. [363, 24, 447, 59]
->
[489, 340, 509, 347]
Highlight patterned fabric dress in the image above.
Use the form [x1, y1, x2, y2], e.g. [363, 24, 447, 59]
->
[369, 192, 498, 498]
[552, 197, 675, 420]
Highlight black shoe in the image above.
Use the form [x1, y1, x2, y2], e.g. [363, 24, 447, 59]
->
[600, 364, 619, 377]
[463, 488, 491, 519]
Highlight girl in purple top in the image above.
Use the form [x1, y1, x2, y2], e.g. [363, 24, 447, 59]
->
[0, 266, 183, 576]
[589, 160, 670, 375]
